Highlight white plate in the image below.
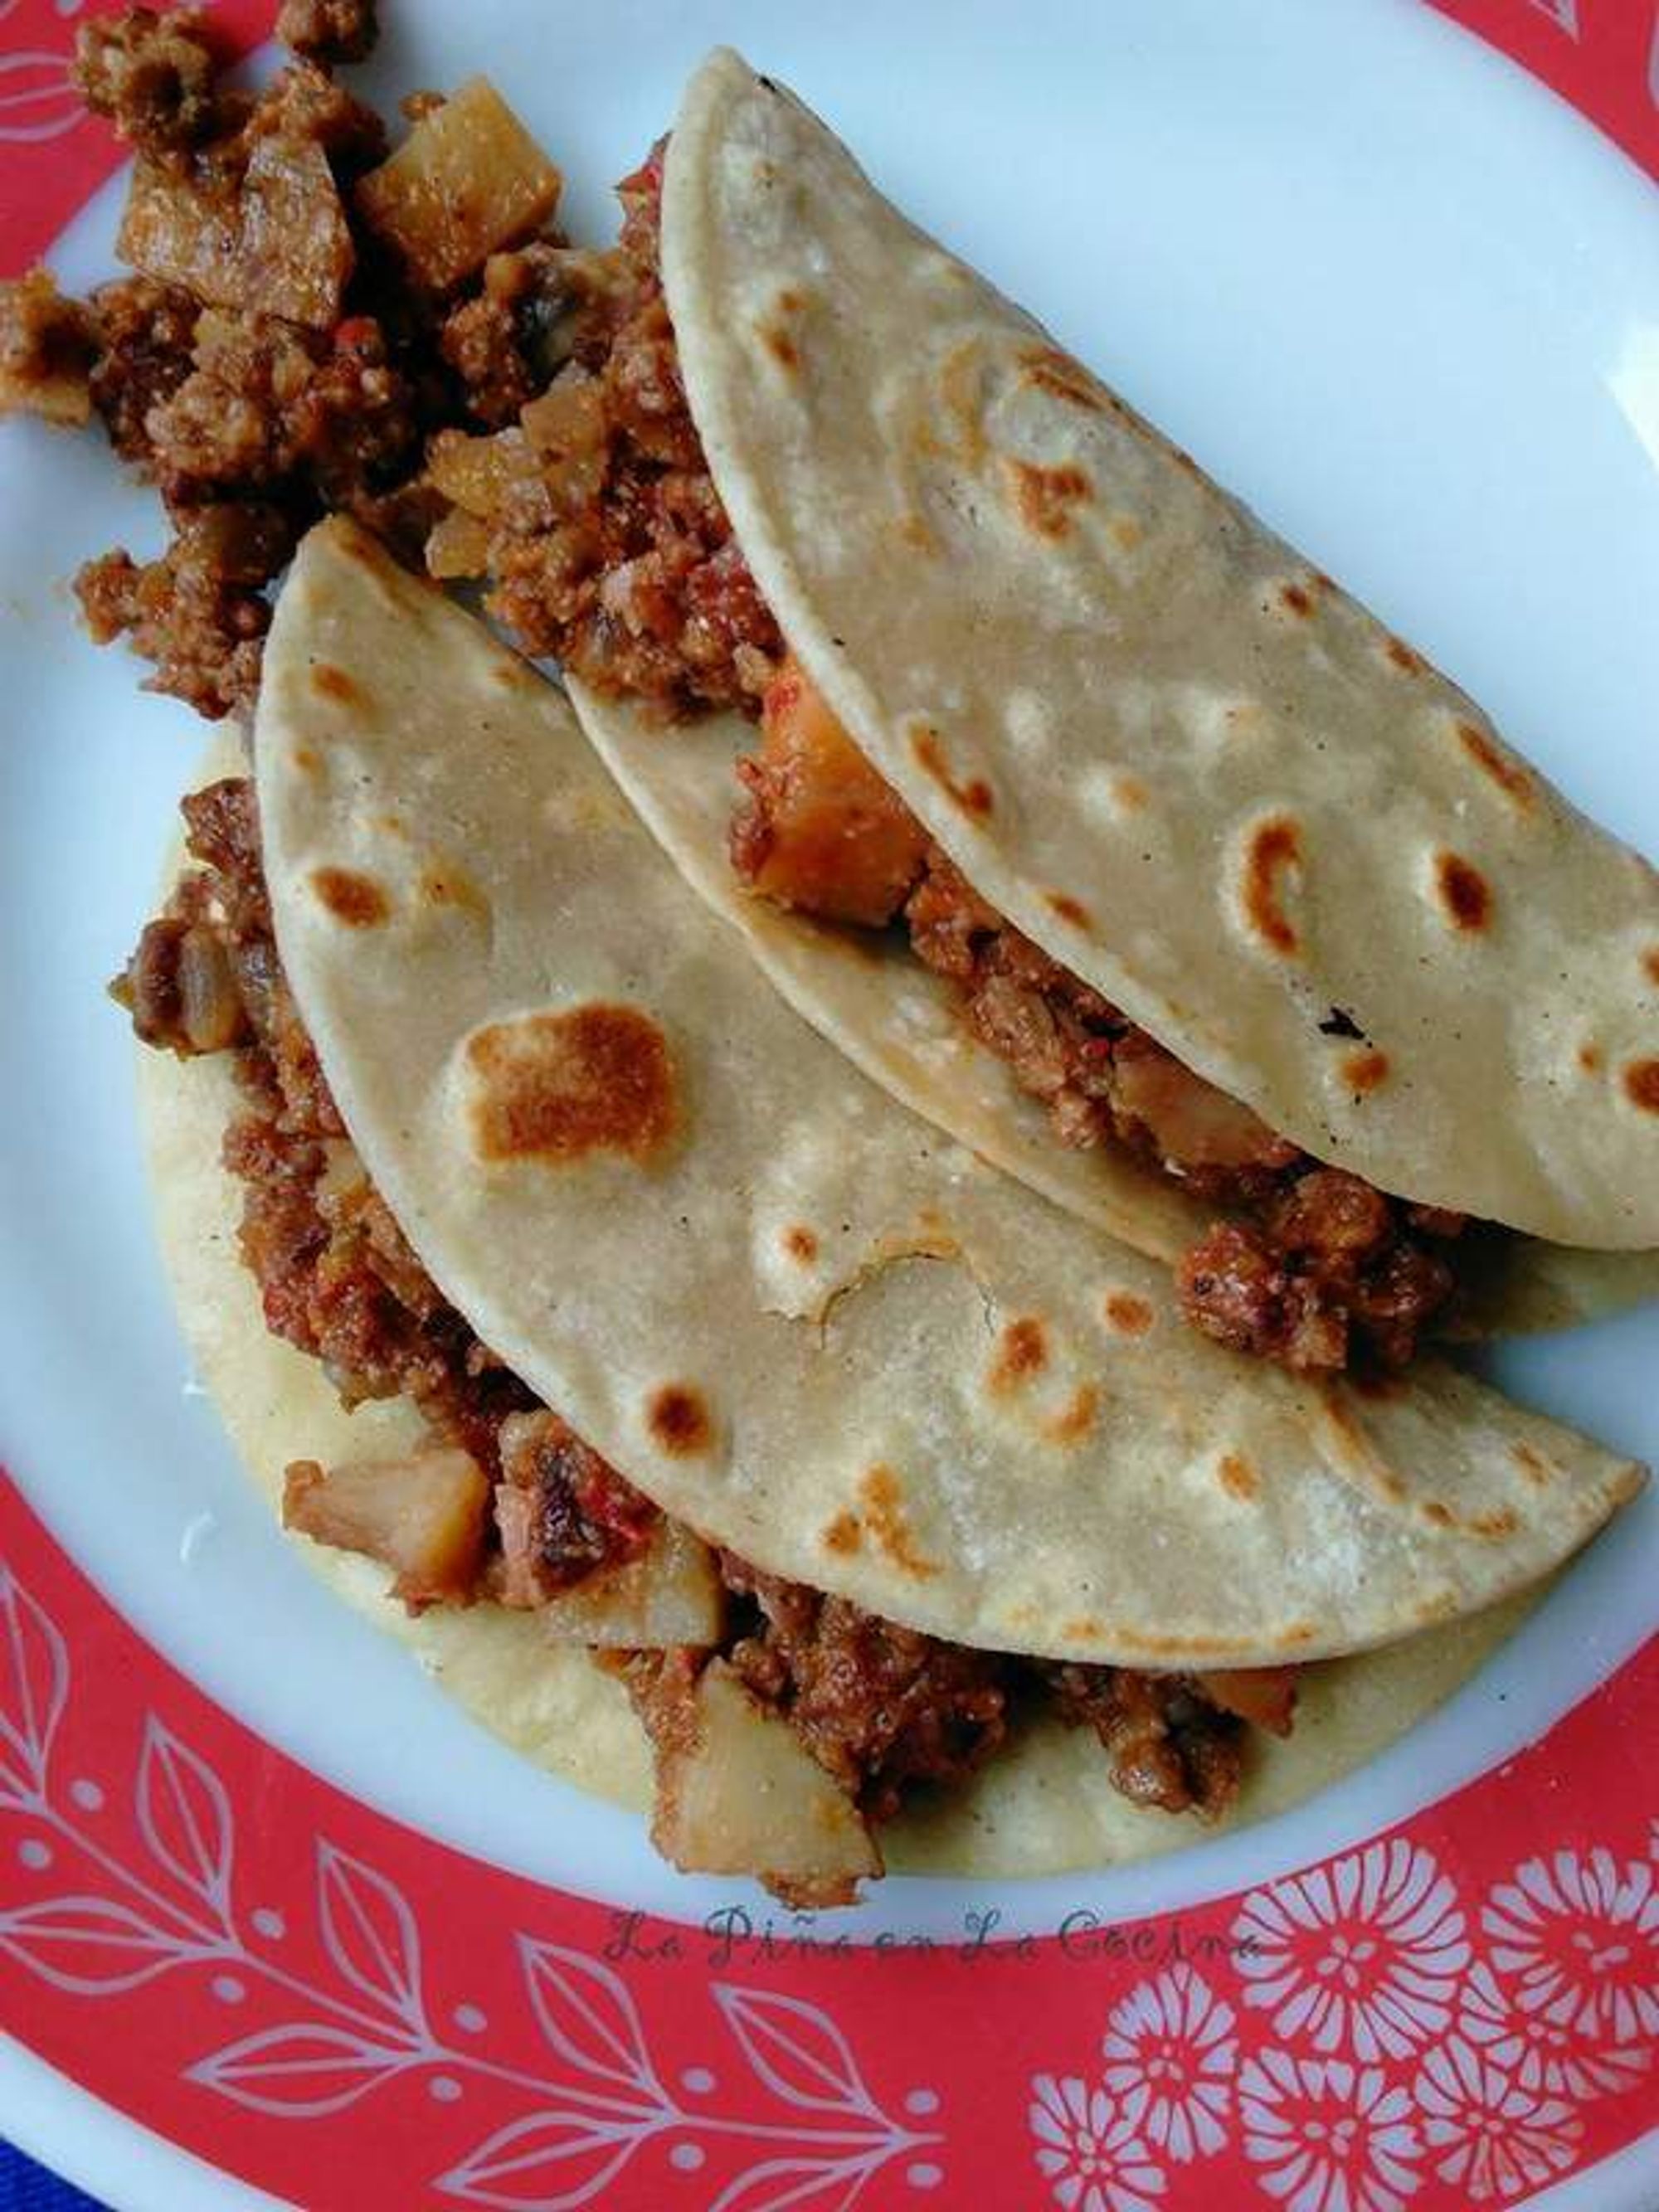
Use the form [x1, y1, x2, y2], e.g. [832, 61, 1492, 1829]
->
[1, 0, 1657, 2199]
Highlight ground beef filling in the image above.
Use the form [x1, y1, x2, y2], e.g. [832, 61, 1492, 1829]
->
[116, 775, 1276, 1830]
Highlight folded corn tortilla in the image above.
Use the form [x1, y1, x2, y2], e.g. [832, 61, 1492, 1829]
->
[139, 1030, 1543, 1878]
[625, 48, 1659, 1262]
[244, 518, 1639, 1677]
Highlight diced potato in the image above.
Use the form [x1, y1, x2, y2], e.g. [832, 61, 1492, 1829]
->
[540, 1519, 725, 1650]
[118, 137, 353, 328]
[650, 1660, 880, 1908]
[425, 506, 492, 579]
[356, 77, 560, 292]
[426, 425, 541, 518]
[1194, 1665, 1298, 1737]
[284, 1447, 489, 1608]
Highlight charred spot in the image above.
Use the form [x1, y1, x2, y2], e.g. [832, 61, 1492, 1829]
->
[1242, 814, 1303, 957]
[761, 323, 800, 372]
[466, 1002, 676, 1164]
[1644, 950, 1659, 988]
[1113, 775, 1149, 812]
[646, 1383, 712, 1456]
[1019, 343, 1106, 411]
[1622, 1058, 1659, 1113]
[1042, 1386, 1100, 1446]
[910, 726, 994, 821]
[776, 287, 805, 314]
[1005, 458, 1092, 541]
[1102, 1291, 1154, 1336]
[1455, 719, 1536, 809]
[990, 1315, 1048, 1391]
[856, 1464, 937, 1578]
[309, 660, 363, 707]
[1423, 1500, 1455, 1528]
[1578, 1042, 1603, 1074]
[1278, 581, 1313, 617]
[1384, 636, 1424, 676]
[1433, 851, 1493, 933]
[1511, 1442, 1550, 1485]
[822, 1510, 862, 1556]
[291, 745, 321, 776]
[309, 866, 388, 928]
[1341, 1048, 1389, 1095]
[781, 1223, 819, 1263]
[1043, 891, 1093, 931]
[1218, 1452, 1258, 1501]
[1471, 1507, 1519, 1539]
[1319, 1006, 1365, 1041]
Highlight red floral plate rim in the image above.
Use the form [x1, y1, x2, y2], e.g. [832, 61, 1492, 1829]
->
[2, 2, 1658, 2207]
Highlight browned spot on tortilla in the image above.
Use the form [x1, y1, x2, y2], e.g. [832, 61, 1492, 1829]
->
[1042, 1386, 1100, 1446]
[1218, 1452, 1258, 1501]
[310, 661, 363, 707]
[896, 513, 937, 553]
[989, 1316, 1048, 1392]
[419, 862, 488, 915]
[857, 1465, 937, 1580]
[761, 323, 799, 372]
[1019, 344, 1107, 411]
[1434, 852, 1492, 933]
[937, 339, 987, 469]
[822, 1511, 862, 1557]
[1456, 719, 1536, 809]
[1278, 581, 1313, 617]
[291, 745, 320, 775]
[490, 658, 533, 688]
[1423, 1500, 1454, 1528]
[646, 1384, 712, 1457]
[1622, 1058, 1659, 1112]
[1062, 1618, 1102, 1644]
[1311, 571, 1335, 595]
[1471, 1507, 1519, 1539]
[1578, 1042, 1603, 1074]
[1341, 1048, 1390, 1094]
[1044, 891, 1093, 931]
[1005, 458, 1092, 541]
[1111, 515, 1142, 551]
[776, 287, 804, 314]
[781, 1224, 819, 1263]
[911, 727, 994, 821]
[1384, 635, 1424, 675]
[1171, 446, 1199, 476]
[466, 1003, 675, 1164]
[1102, 1291, 1154, 1336]
[1320, 1394, 1406, 1500]
[1243, 815, 1303, 956]
[1643, 950, 1659, 987]
[374, 813, 409, 839]
[309, 867, 388, 928]
[1113, 775, 1149, 812]
[1511, 1441, 1550, 1485]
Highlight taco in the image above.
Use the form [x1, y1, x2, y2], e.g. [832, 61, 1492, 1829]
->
[119, 518, 1641, 1904]
[413, 49, 1659, 1376]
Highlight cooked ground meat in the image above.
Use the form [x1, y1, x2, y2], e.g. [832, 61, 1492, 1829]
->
[1042, 1664, 1246, 1817]
[74, 6, 223, 159]
[77, 503, 294, 718]
[277, 0, 379, 66]
[495, 1411, 658, 1603]
[722, 1557, 1010, 1822]
[427, 149, 782, 715]
[0, 269, 100, 425]
[85, 275, 200, 464]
